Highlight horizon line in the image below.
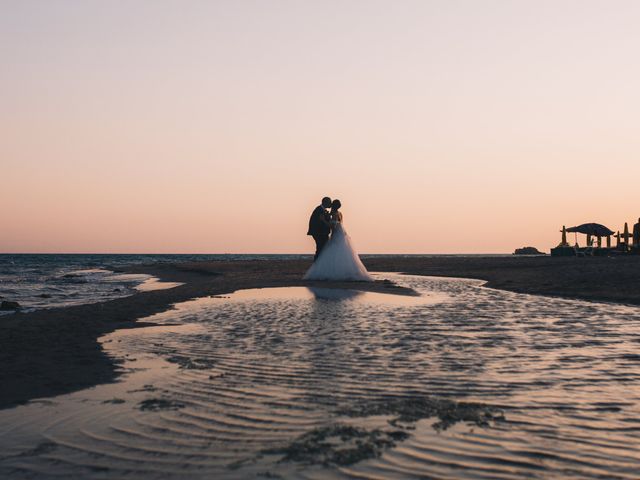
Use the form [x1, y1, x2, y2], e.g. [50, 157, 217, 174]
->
[0, 252, 515, 256]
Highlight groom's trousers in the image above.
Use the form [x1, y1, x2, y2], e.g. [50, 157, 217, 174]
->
[312, 234, 329, 261]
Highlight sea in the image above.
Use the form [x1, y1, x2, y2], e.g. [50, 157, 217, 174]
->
[0, 254, 303, 314]
[0, 253, 509, 315]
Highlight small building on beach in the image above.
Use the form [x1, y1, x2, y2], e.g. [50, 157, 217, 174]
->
[550, 220, 640, 256]
[551, 223, 616, 257]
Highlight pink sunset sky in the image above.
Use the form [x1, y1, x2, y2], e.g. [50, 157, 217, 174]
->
[2, 1, 639, 254]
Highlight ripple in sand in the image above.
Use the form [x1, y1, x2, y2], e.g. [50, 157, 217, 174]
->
[2, 275, 640, 479]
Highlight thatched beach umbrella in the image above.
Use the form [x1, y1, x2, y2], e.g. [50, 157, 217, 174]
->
[566, 223, 614, 249]
[566, 223, 615, 236]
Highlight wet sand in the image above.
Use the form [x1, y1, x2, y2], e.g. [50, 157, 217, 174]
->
[365, 255, 640, 305]
[2, 255, 640, 411]
[0, 260, 413, 410]
[3, 273, 640, 478]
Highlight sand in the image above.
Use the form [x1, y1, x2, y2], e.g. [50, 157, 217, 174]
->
[2, 255, 640, 411]
[3, 271, 640, 478]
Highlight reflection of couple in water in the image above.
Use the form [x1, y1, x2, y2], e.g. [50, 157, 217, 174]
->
[307, 287, 364, 301]
[304, 197, 373, 282]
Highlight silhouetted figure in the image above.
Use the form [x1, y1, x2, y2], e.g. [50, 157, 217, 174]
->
[633, 218, 640, 249]
[307, 197, 332, 261]
[304, 199, 373, 281]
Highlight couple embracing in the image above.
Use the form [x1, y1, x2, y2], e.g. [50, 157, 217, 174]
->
[304, 197, 373, 282]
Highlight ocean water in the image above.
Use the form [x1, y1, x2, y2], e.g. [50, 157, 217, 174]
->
[1, 273, 639, 479]
[0, 254, 308, 314]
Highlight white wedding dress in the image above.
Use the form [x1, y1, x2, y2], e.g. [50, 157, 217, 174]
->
[304, 212, 373, 282]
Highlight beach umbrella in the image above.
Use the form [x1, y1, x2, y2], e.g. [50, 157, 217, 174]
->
[566, 223, 615, 236]
[623, 222, 630, 250]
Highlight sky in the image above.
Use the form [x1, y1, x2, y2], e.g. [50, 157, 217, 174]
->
[2, 0, 639, 254]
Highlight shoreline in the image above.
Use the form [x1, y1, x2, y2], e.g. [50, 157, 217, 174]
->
[0, 259, 414, 411]
[3, 255, 640, 411]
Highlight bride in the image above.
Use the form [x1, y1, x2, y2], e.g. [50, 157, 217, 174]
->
[304, 200, 373, 282]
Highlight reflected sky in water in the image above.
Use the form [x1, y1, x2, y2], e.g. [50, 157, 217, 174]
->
[230, 285, 442, 306]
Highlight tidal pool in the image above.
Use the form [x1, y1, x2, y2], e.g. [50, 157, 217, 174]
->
[1, 274, 640, 479]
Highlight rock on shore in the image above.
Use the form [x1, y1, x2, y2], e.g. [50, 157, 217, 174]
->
[0, 300, 20, 311]
[513, 246, 545, 255]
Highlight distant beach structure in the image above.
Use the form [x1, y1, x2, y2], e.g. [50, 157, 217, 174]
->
[513, 246, 545, 255]
[551, 220, 640, 256]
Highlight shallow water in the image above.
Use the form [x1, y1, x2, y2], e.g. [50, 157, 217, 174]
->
[0, 264, 180, 315]
[0, 253, 309, 314]
[2, 274, 640, 479]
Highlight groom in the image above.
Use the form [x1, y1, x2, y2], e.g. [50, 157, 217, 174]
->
[307, 197, 332, 261]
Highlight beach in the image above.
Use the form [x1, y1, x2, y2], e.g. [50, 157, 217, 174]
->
[5, 1, 640, 476]
[2, 255, 640, 411]
[3, 256, 640, 478]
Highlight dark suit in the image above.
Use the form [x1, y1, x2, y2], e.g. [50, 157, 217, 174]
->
[307, 205, 330, 261]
